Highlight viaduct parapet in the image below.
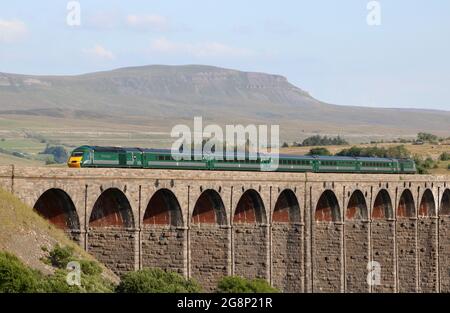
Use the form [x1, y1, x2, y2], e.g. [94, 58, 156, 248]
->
[0, 165, 449, 292]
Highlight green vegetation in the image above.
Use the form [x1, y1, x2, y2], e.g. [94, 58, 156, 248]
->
[217, 276, 279, 293]
[116, 268, 201, 293]
[413, 156, 439, 174]
[299, 135, 348, 147]
[0, 252, 43, 292]
[40, 145, 68, 164]
[417, 132, 439, 143]
[307, 147, 331, 156]
[0, 247, 112, 293]
[440, 152, 450, 161]
[336, 145, 410, 159]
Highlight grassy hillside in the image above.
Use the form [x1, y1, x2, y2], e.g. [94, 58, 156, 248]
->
[0, 188, 118, 289]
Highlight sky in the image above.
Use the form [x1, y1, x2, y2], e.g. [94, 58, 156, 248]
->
[0, 0, 449, 111]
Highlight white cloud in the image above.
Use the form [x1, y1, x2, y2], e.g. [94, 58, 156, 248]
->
[83, 44, 115, 60]
[126, 14, 170, 31]
[0, 19, 27, 43]
[150, 38, 254, 58]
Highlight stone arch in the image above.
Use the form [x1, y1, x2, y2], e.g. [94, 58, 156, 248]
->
[141, 189, 185, 275]
[440, 189, 450, 215]
[33, 188, 80, 230]
[190, 189, 228, 291]
[271, 189, 303, 292]
[372, 189, 393, 220]
[397, 189, 415, 218]
[273, 189, 300, 223]
[346, 190, 368, 221]
[419, 189, 436, 217]
[439, 189, 450, 292]
[313, 189, 342, 292]
[89, 188, 134, 228]
[396, 188, 417, 292]
[371, 189, 396, 292]
[233, 189, 268, 280]
[88, 188, 136, 276]
[192, 189, 227, 225]
[233, 189, 267, 224]
[345, 190, 369, 292]
[143, 189, 183, 226]
[315, 190, 340, 222]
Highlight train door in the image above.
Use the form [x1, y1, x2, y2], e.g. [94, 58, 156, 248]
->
[119, 152, 127, 166]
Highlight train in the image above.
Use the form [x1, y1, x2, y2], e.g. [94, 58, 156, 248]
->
[67, 145, 417, 174]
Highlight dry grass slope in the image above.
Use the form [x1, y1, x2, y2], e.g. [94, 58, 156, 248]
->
[0, 188, 118, 283]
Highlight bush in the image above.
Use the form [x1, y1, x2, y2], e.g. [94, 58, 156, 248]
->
[281, 142, 289, 148]
[307, 147, 331, 156]
[0, 252, 43, 293]
[336, 145, 410, 159]
[48, 245, 75, 268]
[447, 164, 450, 170]
[301, 135, 348, 147]
[116, 268, 202, 293]
[440, 152, 450, 161]
[217, 276, 279, 293]
[417, 132, 438, 143]
[41, 145, 68, 164]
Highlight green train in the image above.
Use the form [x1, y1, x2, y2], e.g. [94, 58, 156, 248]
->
[67, 145, 417, 174]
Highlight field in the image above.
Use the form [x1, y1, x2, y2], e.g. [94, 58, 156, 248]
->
[0, 114, 449, 174]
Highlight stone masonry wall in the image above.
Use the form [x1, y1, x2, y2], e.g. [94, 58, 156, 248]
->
[141, 225, 185, 275]
[313, 222, 342, 292]
[396, 219, 417, 292]
[439, 216, 450, 292]
[233, 224, 268, 280]
[345, 221, 369, 292]
[271, 223, 303, 293]
[371, 220, 395, 292]
[190, 225, 229, 291]
[87, 227, 136, 277]
[418, 217, 438, 292]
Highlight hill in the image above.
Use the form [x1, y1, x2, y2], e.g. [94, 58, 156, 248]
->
[1, 65, 449, 142]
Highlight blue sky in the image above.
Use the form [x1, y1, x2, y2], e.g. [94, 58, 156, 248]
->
[0, 0, 449, 110]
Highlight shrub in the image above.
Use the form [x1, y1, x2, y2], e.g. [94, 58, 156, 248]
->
[440, 152, 450, 161]
[281, 142, 289, 148]
[307, 147, 331, 156]
[301, 135, 348, 146]
[41, 145, 68, 164]
[217, 276, 279, 293]
[116, 268, 202, 293]
[0, 252, 43, 293]
[48, 245, 75, 268]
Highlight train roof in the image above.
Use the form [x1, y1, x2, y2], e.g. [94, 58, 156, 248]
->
[73, 146, 407, 163]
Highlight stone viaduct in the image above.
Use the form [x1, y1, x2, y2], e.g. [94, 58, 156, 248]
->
[0, 165, 449, 293]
